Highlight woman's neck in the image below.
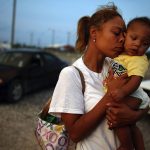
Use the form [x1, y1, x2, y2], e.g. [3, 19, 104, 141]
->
[83, 47, 105, 73]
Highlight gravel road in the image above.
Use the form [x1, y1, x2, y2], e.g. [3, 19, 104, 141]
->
[0, 87, 150, 150]
[0, 88, 52, 150]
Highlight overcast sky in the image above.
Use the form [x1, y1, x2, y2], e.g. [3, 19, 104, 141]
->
[0, 0, 150, 47]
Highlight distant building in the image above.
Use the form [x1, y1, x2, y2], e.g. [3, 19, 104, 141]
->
[61, 45, 75, 52]
[46, 44, 75, 53]
[0, 42, 11, 50]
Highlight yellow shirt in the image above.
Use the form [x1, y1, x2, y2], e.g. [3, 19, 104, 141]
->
[114, 54, 149, 77]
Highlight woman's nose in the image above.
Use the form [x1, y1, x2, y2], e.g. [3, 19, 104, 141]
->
[119, 33, 125, 43]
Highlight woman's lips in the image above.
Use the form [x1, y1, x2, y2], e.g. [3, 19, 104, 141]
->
[115, 47, 123, 52]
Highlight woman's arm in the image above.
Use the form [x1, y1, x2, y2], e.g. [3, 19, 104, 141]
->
[61, 93, 112, 142]
[61, 72, 129, 143]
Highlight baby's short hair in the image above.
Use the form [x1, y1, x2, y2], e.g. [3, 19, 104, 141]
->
[127, 16, 150, 29]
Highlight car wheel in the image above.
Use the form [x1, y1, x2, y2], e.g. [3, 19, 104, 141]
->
[8, 80, 23, 102]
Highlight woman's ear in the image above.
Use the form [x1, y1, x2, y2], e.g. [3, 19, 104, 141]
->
[90, 26, 97, 41]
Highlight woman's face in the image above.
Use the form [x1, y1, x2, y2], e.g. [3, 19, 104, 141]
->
[95, 16, 126, 58]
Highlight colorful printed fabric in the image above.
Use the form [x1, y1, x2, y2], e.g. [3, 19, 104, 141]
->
[102, 60, 127, 92]
[111, 60, 127, 77]
[36, 117, 69, 150]
[35, 116, 76, 150]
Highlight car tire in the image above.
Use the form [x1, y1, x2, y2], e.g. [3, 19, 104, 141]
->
[7, 80, 23, 102]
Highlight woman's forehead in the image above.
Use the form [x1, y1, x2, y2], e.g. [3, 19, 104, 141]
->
[103, 16, 126, 30]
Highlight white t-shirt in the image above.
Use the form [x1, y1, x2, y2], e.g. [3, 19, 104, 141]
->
[49, 57, 119, 150]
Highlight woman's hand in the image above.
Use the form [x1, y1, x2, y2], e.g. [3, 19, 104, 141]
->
[106, 69, 128, 92]
[105, 69, 129, 102]
[105, 102, 147, 129]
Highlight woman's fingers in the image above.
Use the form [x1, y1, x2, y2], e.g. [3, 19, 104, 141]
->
[119, 73, 129, 83]
[106, 102, 125, 127]
[106, 102, 121, 108]
[120, 72, 128, 79]
[107, 68, 114, 81]
[106, 114, 117, 129]
[106, 71, 129, 93]
[106, 102, 136, 128]
[106, 105, 118, 128]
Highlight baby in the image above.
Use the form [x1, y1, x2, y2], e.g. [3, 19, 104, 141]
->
[106, 17, 150, 150]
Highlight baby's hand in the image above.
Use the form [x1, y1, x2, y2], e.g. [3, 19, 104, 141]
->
[109, 88, 125, 101]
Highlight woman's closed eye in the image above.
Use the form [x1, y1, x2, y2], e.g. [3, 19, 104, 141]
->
[113, 31, 121, 36]
[112, 28, 125, 37]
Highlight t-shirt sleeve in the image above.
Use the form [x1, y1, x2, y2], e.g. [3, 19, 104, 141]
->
[127, 55, 149, 77]
[49, 66, 85, 114]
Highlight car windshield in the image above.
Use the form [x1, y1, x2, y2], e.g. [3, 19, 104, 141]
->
[0, 52, 31, 68]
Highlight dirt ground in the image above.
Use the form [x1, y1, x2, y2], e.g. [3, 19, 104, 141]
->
[0, 51, 150, 150]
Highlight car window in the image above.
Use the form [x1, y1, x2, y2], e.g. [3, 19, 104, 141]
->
[0, 52, 31, 67]
[30, 54, 43, 66]
[43, 53, 59, 64]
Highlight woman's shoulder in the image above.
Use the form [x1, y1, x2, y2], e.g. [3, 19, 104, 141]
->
[60, 66, 77, 76]
[60, 65, 81, 80]
[73, 57, 83, 67]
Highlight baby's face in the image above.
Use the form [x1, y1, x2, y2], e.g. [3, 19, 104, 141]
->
[124, 23, 150, 56]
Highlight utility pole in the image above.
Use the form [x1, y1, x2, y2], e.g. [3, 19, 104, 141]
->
[67, 31, 71, 45]
[37, 38, 41, 48]
[11, 0, 17, 48]
[30, 32, 34, 46]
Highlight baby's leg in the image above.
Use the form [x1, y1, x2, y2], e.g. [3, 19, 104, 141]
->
[125, 96, 145, 149]
[116, 96, 143, 150]
[131, 124, 145, 150]
[115, 126, 134, 150]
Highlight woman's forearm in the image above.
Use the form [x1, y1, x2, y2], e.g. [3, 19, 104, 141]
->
[62, 93, 113, 142]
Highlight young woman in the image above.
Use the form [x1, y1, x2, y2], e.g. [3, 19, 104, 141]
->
[49, 3, 148, 150]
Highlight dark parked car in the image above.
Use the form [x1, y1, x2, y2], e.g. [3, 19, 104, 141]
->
[0, 48, 68, 102]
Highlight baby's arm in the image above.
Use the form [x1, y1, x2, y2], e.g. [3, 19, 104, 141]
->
[110, 75, 142, 101]
[110, 55, 149, 101]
